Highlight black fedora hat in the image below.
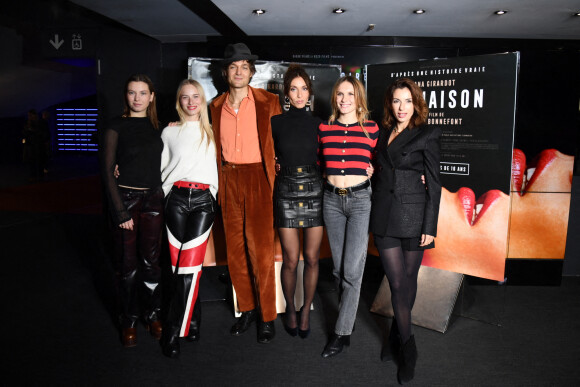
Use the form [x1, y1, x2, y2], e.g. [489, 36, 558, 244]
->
[222, 43, 258, 65]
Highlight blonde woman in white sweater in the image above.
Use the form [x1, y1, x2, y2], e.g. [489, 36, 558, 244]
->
[159, 79, 218, 358]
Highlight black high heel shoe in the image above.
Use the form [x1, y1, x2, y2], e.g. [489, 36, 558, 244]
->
[283, 312, 298, 337]
[298, 307, 311, 339]
[284, 324, 298, 337]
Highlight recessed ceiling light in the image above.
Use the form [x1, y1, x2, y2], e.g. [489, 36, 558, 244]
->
[332, 8, 346, 14]
[252, 9, 266, 15]
[494, 10, 508, 15]
[413, 9, 426, 15]
[574, 11, 580, 16]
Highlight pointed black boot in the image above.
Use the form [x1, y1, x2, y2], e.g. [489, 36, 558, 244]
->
[161, 326, 181, 359]
[321, 334, 350, 358]
[381, 317, 399, 362]
[186, 301, 201, 342]
[397, 335, 418, 384]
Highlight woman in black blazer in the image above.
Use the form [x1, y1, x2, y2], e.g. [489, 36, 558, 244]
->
[369, 78, 441, 384]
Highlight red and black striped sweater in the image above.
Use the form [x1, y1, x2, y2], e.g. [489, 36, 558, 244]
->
[318, 120, 379, 176]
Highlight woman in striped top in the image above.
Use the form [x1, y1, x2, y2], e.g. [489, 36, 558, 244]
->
[319, 76, 379, 358]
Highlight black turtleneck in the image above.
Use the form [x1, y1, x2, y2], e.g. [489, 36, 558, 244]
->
[271, 106, 322, 167]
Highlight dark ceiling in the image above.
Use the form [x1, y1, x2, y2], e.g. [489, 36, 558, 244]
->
[70, 0, 580, 43]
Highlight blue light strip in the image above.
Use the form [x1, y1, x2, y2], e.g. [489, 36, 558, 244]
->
[56, 108, 99, 152]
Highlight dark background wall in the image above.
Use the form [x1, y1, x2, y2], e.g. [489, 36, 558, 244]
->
[2, 1, 579, 277]
[1, 1, 162, 160]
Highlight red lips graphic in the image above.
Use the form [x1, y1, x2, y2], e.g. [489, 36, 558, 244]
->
[511, 149, 526, 195]
[511, 148, 559, 195]
[457, 187, 503, 226]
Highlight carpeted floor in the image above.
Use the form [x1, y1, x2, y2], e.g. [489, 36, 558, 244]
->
[3, 210, 580, 386]
[2, 156, 580, 386]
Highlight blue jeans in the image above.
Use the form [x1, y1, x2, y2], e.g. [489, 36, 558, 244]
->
[323, 182, 372, 335]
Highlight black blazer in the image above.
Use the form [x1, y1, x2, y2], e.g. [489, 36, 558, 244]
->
[369, 124, 442, 238]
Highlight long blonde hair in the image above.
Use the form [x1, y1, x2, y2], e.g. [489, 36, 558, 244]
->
[328, 76, 370, 138]
[175, 79, 215, 150]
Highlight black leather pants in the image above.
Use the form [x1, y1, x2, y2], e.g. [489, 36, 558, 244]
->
[112, 186, 164, 328]
[164, 185, 215, 336]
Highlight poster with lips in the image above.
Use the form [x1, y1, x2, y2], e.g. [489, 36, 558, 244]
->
[366, 53, 520, 281]
[188, 58, 341, 266]
[508, 149, 574, 260]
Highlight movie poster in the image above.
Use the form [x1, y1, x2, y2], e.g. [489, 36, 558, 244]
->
[506, 51, 576, 261]
[188, 58, 340, 122]
[188, 58, 341, 266]
[366, 53, 519, 281]
[507, 149, 574, 260]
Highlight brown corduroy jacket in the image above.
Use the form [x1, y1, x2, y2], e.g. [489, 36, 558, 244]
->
[209, 86, 282, 205]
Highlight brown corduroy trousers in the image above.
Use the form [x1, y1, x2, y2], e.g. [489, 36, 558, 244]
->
[221, 162, 277, 322]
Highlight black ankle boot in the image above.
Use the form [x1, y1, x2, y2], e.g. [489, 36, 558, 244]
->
[161, 326, 181, 359]
[381, 317, 399, 362]
[321, 334, 350, 358]
[186, 301, 201, 342]
[397, 335, 417, 384]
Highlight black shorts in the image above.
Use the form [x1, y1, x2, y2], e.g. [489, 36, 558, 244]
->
[373, 233, 434, 251]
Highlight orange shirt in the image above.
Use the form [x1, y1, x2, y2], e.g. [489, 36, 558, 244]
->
[220, 88, 262, 163]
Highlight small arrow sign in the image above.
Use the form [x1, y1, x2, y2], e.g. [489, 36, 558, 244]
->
[49, 34, 64, 50]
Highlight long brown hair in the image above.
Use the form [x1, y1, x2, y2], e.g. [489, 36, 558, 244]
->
[329, 76, 370, 138]
[123, 74, 159, 129]
[175, 78, 215, 151]
[283, 64, 313, 96]
[382, 77, 428, 130]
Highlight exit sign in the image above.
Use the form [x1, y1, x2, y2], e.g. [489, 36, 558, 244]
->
[42, 29, 97, 57]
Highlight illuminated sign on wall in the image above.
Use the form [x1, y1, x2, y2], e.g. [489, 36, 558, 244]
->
[56, 108, 98, 152]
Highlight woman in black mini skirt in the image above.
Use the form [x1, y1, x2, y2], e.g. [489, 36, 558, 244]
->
[271, 64, 323, 339]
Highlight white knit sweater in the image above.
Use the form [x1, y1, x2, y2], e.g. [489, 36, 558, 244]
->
[160, 121, 218, 198]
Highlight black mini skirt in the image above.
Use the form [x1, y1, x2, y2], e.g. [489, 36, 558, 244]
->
[274, 164, 323, 228]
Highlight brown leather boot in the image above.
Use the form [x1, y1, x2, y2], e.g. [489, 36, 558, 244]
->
[146, 320, 163, 340]
[145, 310, 163, 340]
[121, 327, 137, 347]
